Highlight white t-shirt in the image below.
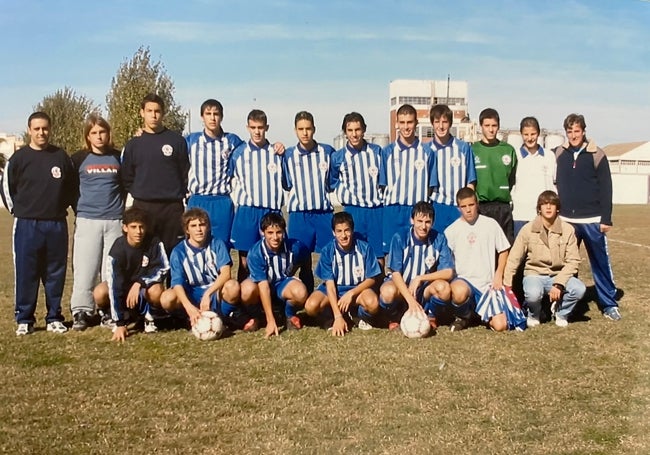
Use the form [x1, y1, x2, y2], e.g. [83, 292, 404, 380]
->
[445, 214, 511, 292]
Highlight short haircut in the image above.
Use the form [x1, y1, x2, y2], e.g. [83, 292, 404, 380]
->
[341, 112, 366, 132]
[479, 108, 500, 126]
[519, 116, 540, 133]
[181, 208, 211, 236]
[396, 104, 417, 118]
[83, 114, 113, 150]
[430, 104, 453, 124]
[294, 111, 314, 126]
[141, 93, 165, 112]
[411, 201, 434, 222]
[200, 99, 223, 116]
[260, 211, 286, 231]
[456, 186, 477, 204]
[122, 207, 149, 228]
[331, 211, 354, 231]
[28, 111, 51, 127]
[563, 113, 586, 131]
[536, 190, 561, 213]
[247, 109, 267, 124]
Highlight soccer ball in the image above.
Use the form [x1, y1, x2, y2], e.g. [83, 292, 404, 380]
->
[192, 311, 225, 341]
[400, 310, 431, 339]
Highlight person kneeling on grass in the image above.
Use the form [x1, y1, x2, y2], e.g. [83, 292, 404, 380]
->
[503, 191, 586, 327]
[379, 201, 454, 332]
[304, 212, 382, 336]
[94, 207, 170, 342]
[237, 212, 310, 338]
[159, 208, 240, 329]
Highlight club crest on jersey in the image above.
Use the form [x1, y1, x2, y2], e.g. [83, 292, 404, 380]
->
[414, 159, 425, 171]
[467, 232, 477, 245]
[450, 157, 461, 167]
[353, 266, 363, 279]
[142, 255, 150, 267]
[319, 161, 328, 172]
[368, 166, 379, 177]
[425, 255, 435, 268]
[267, 163, 278, 173]
[51, 166, 61, 179]
[474, 156, 481, 165]
[162, 145, 173, 156]
[501, 155, 512, 166]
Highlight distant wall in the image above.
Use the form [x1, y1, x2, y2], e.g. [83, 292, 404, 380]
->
[612, 174, 649, 204]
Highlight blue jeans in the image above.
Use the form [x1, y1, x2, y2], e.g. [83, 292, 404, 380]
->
[523, 275, 586, 319]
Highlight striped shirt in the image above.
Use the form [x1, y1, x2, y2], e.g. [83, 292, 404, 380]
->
[186, 131, 243, 196]
[316, 238, 381, 287]
[229, 141, 284, 210]
[387, 227, 454, 285]
[330, 141, 383, 207]
[247, 238, 309, 285]
[282, 142, 334, 212]
[169, 237, 232, 289]
[380, 138, 438, 206]
[429, 136, 477, 206]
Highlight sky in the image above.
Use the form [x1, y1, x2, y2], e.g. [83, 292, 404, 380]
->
[1, 0, 649, 146]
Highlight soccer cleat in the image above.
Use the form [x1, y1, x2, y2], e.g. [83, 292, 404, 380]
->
[555, 315, 569, 328]
[450, 316, 471, 332]
[16, 323, 34, 336]
[72, 312, 91, 331]
[526, 316, 540, 328]
[357, 319, 374, 331]
[286, 315, 302, 331]
[243, 318, 259, 332]
[100, 313, 117, 330]
[603, 307, 622, 321]
[388, 321, 401, 332]
[428, 317, 438, 330]
[46, 321, 68, 334]
[143, 318, 158, 334]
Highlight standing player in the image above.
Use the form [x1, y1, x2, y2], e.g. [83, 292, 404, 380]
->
[2, 111, 76, 335]
[554, 113, 620, 321]
[121, 93, 189, 256]
[239, 213, 309, 338]
[428, 104, 477, 233]
[304, 212, 382, 335]
[472, 108, 517, 243]
[379, 202, 454, 330]
[282, 111, 336, 292]
[160, 208, 240, 327]
[229, 109, 285, 281]
[330, 112, 384, 267]
[380, 104, 437, 255]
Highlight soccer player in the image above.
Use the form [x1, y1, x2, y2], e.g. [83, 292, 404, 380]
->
[93, 207, 170, 342]
[229, 109, 285, 281]
[472, 108, 517, 243]
[428, 104, 477, 233]
[380, 104, 438, 254]
[511, 116, 556, 237]
[239, 212, 309, 338]
[379, 201, 454, 331]
[445, 187, 513, 332]
[282, 111, 336, 292]
[1, 111, 76, 336]
[121, 93, 190, 256]
[160, 208, 240, 327]
[553, 113, 620, 321]
[304, 212, 382, 336]
[69, 115, 124, 331]
[330, 112, 384, 266]
[504, 191, 586, 327]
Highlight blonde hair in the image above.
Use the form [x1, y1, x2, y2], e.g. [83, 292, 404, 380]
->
[83, 114, 113, 150]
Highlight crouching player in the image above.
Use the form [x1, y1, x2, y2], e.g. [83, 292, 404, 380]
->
[304, 212, 382, 336]
[94, 207, 170, 342]
[379, 201, 454, 331]
[239, 212, 310, 338]
[160, 208, 240, 328]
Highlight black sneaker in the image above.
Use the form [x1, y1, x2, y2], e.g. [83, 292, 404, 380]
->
[450, 316, 471, 332]
[72, 312, 91, 331]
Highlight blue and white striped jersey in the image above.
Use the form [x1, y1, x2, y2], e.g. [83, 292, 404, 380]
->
[379, 138, 438, 206]
[386, 227, 454, 285]
[282, 142, 334, 212]
[247, 237, 309, 285]
[186, 131, 243, 196]
[229, 141, 284, 210]
[315, 238, 381, 287]
[330, 142, 383, 207]
[429, 136, 477, 206]
[169, 236, 232, 290]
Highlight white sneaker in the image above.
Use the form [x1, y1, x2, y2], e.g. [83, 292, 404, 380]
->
[555, 315, 569, 328]
[143, 314, 157, 334]
[526, 316, 540, 328]
[16, 323, 34, 336]
[46, 321, 68, 333]
[357, 319, 374, 331]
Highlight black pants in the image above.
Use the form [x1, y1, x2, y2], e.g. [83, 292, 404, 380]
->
[478, 201, 514, 245]
[133, 199, 185, 256]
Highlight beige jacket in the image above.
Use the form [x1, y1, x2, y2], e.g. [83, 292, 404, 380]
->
[503, 216, 581, 287]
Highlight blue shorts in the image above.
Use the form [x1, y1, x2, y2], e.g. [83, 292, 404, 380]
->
[382, 204, 412, 253]
[451, 277, 482, 307]
[344, 205, 383, 258]
[187, 194, 234, 247]
[231, 206, 280, 252]
[183, 285, 220, 313]
[315, 283, 373, 320]
[288, 210, 333, 254]
[432, 202, 460, 234]
[382, 276, 447, 314]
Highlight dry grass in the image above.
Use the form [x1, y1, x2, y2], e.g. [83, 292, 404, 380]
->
[0, 206, 649, 454]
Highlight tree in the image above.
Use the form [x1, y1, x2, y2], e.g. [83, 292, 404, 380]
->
[106, 46, 186, 148]
[33, 87, 99, 154]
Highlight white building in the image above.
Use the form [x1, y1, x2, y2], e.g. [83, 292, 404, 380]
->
[604, 141, 650, 204]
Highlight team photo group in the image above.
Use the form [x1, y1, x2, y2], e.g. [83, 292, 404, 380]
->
[1, 93, 621, 341]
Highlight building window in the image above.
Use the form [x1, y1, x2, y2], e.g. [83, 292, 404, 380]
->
[421, 126, 434, 138]
[398, 96, 432, 106]
[390, 97, 397, 106]
[433, 97, 466, 105]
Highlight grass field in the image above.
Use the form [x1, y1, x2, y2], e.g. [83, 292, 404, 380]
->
[0, 206, 649, 454]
